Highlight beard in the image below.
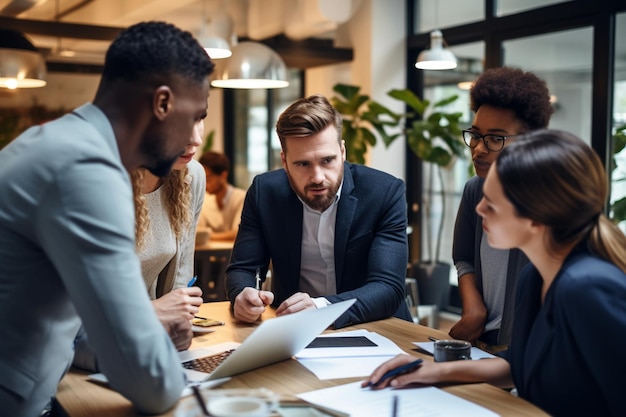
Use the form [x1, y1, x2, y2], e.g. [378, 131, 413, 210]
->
[139, 135, 182, 177]
[286, 165, 343, 212]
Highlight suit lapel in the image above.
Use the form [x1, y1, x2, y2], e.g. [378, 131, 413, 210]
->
[285, 190, 303, 287]
[519, 268, 560, 395]
[334, 164, 356, 288]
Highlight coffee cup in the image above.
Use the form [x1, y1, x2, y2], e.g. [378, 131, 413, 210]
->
[433, 339, 472, 362]
[175, 388, 278, 417]
[207, 396, 271, 417]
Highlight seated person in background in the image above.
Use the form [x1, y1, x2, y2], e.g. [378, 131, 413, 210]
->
[450, 67, 553, 350]
[0, 21, 214, 416]
[225, 94, 412, 329]
[197, 150, 246, 242]
[363, 129, 626, 417]
[73, 107, 206, 371]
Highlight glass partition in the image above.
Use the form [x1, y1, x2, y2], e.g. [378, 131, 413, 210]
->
[503, 27, 593, 142]
[612, 12, 626, 232]
[497, 0, 571, 17]
[231, 69, 302, 189]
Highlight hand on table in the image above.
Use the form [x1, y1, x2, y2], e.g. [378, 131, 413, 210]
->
[233, 287, 274, 323]
[361, 354, 443, 389]
[275, 292, 316, 317]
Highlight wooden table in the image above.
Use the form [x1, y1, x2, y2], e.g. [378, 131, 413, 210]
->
[56, 302, 548, 417]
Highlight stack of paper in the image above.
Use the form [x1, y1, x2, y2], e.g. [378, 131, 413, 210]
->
[294, 329, 405, 380]
[297, 381, 500, 417]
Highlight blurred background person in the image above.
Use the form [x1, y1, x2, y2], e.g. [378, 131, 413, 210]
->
[197, 150, 246, 242]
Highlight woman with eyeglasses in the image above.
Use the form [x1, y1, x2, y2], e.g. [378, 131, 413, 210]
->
[364, 130, 626, 417]
[450, 67, 554, 351]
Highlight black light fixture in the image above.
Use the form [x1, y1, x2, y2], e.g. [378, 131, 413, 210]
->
[0, 29, 47, 89]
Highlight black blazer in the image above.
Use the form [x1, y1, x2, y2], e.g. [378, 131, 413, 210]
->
[508, 247, 626, 416]
[226, 162, 412, 328]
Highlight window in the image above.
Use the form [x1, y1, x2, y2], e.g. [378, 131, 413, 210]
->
[226, 69, 303, 189]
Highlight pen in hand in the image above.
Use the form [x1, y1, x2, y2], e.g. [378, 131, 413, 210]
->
[365, 358, 423, 387]
[187, 275, 197, 287]
[255, 268, 261, 291]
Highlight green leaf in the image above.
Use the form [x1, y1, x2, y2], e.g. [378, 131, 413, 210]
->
[333, 83, 361, 101]
[388, 89, 428, 115]
[611, 196, 626, 223]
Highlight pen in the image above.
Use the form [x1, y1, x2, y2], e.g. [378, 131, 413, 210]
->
[391, 395, 398, 417]
[187, 275, 197, 287]
[255, 268, 261, 290]
[191, 384, 210, 416]
[366, 358, 423, 387]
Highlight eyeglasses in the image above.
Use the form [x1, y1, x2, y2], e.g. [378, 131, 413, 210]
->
[462, 130, 519, 152]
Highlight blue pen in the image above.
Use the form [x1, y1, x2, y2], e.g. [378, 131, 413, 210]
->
[187, 275, 197, 287]
[366, 358, 423, 387]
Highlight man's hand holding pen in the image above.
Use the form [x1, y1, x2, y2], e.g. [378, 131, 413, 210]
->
[232, 269, 274, 323]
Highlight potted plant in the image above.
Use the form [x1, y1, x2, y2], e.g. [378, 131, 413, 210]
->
[331, 84, 466, 311]
[330, 84, 400, 164]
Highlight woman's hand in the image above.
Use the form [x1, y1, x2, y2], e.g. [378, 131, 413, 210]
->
[153, 287, 203, 350]
[361, 354, 447, 389]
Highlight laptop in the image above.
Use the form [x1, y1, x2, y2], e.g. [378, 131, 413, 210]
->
[180, 298, 356, 382]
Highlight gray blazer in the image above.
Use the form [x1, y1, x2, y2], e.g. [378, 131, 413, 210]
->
[226, 162, 412, 328]
[0, 104, 185, 416]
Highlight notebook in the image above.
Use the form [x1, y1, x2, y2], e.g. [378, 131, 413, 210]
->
[179, 298, 356, 382]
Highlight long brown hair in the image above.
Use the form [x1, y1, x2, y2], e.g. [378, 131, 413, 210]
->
[131, 167, 192, 249]
[496, 129, 626, 272]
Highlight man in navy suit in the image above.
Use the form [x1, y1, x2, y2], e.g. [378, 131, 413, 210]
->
[226, 94, 411, 329]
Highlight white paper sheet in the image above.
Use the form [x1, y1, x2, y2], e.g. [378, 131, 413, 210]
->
[295, 329, 405, 359]
[297, 381, 500, 417]
[296, 355, 396, 380]
[294, 330, 405, 380]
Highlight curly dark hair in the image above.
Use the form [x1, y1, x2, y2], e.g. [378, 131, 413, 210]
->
[470, 67, 553, 131]
[102, 21, 214, 84]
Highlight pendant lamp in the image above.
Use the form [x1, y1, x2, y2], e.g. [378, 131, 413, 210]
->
[210, 41, 289, 89]
[415, 30, 457, 71]
[198, 8, 233, 59]
[0, 29, 47, 89]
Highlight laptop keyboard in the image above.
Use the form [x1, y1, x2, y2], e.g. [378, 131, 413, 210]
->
[182, 349, 236, 373]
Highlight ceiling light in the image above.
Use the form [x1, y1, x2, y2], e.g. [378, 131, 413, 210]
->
[0, 29, 47, 89]
[210, 41, 289, 89]
[198, 12, 233, 59]
[415, 30, 457, 71]
[201, 36, 232, 59]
